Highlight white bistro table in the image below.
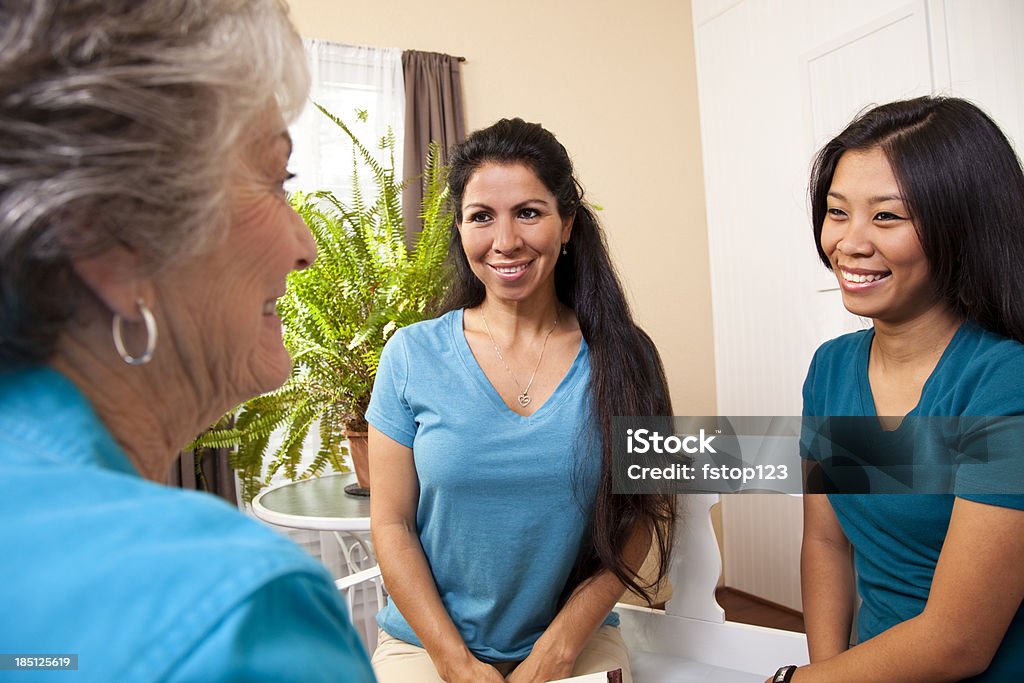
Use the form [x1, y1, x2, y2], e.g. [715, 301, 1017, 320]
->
[252, 472, 372, 573]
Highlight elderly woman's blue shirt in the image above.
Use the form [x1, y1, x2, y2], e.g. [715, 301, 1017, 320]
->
[0, 366, 375, 682]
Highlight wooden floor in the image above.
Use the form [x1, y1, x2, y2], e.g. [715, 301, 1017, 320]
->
[715, 587, 805, 633]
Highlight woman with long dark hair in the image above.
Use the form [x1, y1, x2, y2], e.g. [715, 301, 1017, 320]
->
[770, 96, 1024, 682]
[367, 118, 675, 682]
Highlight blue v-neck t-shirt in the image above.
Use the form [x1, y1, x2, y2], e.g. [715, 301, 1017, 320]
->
[366, 308, 614, 662]
[803, 321, 1024, 681]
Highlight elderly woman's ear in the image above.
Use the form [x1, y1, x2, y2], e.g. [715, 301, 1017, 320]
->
[70, 245, 155, 322]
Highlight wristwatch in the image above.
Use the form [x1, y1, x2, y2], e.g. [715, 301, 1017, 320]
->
[772, 665, 798, 682]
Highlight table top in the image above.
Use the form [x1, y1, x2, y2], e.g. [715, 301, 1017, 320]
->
[251, 472, 371, 532]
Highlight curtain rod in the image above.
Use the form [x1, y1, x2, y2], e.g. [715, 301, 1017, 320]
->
[405, 49, 466, 62]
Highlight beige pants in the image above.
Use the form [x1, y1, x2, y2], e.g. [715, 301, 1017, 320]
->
[371, 625, 633, 683]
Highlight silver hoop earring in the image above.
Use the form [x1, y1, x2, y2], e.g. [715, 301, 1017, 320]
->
[112, 298, 158, 366]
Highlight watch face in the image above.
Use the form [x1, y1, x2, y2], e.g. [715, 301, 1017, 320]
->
[774, 666, 795, 682]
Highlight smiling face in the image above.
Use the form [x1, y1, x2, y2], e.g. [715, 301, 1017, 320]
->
[820, 147, 945, 325]
[153, 104, 316, 403]
[458, 162, 572, 306]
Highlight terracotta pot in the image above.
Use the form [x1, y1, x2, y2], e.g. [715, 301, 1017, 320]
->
[345, 431, 370, 490]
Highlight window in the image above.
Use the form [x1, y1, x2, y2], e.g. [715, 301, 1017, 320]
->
[287, 40, 405, 201]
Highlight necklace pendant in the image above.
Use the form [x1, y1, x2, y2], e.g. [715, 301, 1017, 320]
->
[517, 392, 531, 407]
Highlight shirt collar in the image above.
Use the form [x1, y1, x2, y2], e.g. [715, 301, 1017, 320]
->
[0, 365, 139, 476]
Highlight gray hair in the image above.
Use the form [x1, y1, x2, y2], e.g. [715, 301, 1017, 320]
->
[0, 0, 310, 365]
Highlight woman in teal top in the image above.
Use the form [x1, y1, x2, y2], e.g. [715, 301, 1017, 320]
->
[0, 2, 374, 681]
[772, 97, 1024, 682]
[367, 119, 675, 682]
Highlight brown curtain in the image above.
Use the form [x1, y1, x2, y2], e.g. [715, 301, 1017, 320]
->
[168, 447, 238, 506]
[402, 50, 466, 248]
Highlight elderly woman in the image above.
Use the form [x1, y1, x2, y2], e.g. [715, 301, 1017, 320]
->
[0, 1, 374, 680]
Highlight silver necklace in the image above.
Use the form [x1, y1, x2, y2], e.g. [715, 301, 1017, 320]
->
[481, 306, 560, 408]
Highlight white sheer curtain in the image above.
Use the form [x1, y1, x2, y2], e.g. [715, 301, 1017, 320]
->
[286, 40, 405, 199]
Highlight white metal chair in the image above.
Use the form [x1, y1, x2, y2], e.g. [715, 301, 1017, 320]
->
[335, 493, 809, 681]
[336, 565, 387, 652]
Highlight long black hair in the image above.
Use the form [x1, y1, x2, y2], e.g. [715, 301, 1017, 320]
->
[443, 118, 675, 604]
[810, 96, 1024, 343]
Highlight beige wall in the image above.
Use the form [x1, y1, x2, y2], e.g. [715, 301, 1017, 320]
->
[286, 0, 715, 413]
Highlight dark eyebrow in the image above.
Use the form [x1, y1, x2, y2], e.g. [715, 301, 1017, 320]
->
[513, 199, 551, 210]
[463, 199, 552, 214]
[827, 190, 904, 203]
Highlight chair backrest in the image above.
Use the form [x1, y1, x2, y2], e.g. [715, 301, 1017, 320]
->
[664, 493, 726, 622]
[616, 493, 809, 676]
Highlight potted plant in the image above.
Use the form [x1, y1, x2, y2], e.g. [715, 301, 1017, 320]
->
[196, 106, 452, 503]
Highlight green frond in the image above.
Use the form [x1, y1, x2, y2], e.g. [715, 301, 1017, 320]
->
[230, 431, 272, 503]
[192, 428, 248, 449]
[313, 403, 349, 474]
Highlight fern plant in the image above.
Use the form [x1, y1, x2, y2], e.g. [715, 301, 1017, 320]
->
[196, 106, 452, 502]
